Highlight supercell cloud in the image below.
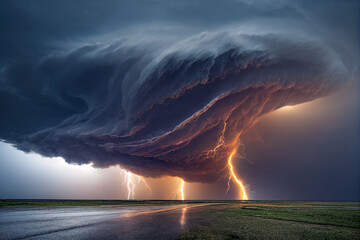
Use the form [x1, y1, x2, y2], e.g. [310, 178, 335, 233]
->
[0, 0, 357, 182]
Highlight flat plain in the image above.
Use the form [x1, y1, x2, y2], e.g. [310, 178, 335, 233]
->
[0, 200, 359, 240]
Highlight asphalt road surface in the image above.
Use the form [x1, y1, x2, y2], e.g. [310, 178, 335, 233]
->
[0, 204, 220, 240]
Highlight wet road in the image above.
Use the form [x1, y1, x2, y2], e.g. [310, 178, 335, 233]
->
[0, 204, 220, 240]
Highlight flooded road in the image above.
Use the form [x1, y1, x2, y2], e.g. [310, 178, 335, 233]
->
[0, 204, 221, 240]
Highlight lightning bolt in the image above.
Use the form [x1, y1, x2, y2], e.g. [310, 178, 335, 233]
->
[226, 174, 231, 195]
[172, 178, 185, 200]
[124, 171, 152, 200]
[180, 179, 185, 201]
[227, 149, 248, 200]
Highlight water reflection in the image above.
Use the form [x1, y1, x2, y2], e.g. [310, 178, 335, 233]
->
[122, 205, 181, 218]
[180, 206, 188, 228]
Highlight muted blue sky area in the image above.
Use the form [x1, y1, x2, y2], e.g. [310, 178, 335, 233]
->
[0, 0, 359, 200]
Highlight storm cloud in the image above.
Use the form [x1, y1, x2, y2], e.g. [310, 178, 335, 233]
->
[0, 0, 357, 182]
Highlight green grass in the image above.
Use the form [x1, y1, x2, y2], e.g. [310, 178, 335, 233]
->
[2, 200, 359, 239]
[180, 201, 360, 240]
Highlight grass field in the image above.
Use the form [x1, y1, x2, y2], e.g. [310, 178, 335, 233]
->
[1, 200, 359, 239]
[180, 201, 360, 240]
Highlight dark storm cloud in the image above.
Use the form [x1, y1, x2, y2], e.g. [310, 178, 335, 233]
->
[0, 0, 357, 182]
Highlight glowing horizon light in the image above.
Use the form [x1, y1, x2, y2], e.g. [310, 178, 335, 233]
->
[228, 150, 248, 200]
[278, 105, 296, 111]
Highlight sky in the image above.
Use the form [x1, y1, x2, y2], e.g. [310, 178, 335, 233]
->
[0, 0, 359, 200]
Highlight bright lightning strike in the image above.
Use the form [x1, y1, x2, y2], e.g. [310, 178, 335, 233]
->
[228, 149, 248, 200]
[180, 179, 185, 201]
[124, 171, 152, 200]
[172, 178, 185, 200]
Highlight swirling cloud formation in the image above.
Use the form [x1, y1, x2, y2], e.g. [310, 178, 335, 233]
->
[1, 0, 355, 183]
[0, 29, 350, 182]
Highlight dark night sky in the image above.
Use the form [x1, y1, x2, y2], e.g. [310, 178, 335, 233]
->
[0, 0, 358, 200]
